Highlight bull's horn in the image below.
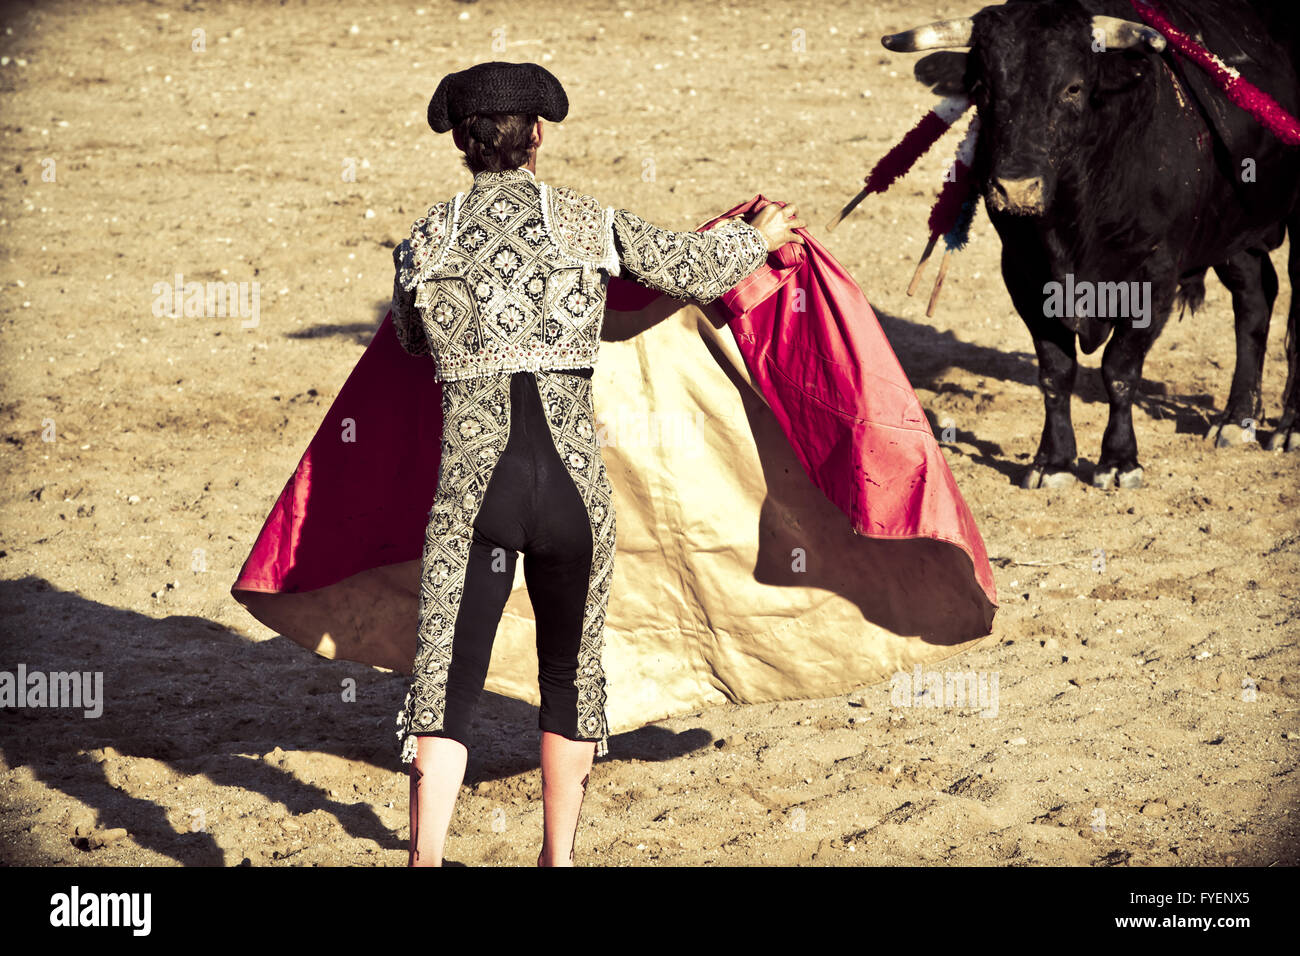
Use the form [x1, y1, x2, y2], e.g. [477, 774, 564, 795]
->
[1090, 15, 1167, 52]
[882, 18, 974, 52]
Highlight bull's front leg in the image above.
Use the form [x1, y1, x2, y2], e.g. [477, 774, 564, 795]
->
[996, 225, 1083, 487]
[1206, 247, 1277, 448]
[1094, 303, 1168, 489]
[1021, 318, 1079, 489]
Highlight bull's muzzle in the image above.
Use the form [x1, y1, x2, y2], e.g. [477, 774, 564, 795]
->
[988, 176, 1046, 215]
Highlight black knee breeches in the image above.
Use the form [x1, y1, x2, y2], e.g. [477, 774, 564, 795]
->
[396, 368, 616, 761]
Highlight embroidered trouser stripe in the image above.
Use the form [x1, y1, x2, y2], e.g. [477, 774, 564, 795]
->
[534, 371, 616, 755]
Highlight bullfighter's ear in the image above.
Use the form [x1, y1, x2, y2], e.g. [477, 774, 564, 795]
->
[914, 51, 969, 96]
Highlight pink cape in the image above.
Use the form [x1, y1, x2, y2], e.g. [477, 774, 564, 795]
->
[231, 195, 997, 684]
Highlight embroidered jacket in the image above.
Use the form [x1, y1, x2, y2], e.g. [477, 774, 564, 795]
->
[389, 167, 769, 380]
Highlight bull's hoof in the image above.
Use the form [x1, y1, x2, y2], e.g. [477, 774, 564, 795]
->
[1207, 421, 1259, 448]
[1268, 428, 1300, 452]
[1093, 465, 1143, 490]
[1021, 466, 1077, 489]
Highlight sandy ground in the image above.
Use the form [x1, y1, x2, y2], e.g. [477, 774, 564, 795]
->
[0, 0, 1296, 867]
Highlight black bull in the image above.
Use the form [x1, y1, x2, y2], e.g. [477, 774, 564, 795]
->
[883, 0, 1300, 489]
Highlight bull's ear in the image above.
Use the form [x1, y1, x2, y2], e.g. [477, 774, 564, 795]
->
[914, 51, 970, 96]
[1093, 48, 1152, 98]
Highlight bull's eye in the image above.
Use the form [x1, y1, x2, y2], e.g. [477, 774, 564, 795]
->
[1063, 82, 1083, 100]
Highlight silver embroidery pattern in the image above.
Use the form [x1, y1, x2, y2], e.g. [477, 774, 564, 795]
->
[534, 370, 616, 756]
[391, 169, 616, 380]
[388, 168, 770, 376]
[396, 373, 512, 764]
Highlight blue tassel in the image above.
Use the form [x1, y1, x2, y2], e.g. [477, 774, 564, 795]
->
[943, 193, 979, 253]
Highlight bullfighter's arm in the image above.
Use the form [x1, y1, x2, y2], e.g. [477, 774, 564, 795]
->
[610, 208, 769, 304]
[389, 239, 431, 357]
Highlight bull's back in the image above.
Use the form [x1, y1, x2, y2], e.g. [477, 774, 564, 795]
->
[1153, 0, 1300, 265]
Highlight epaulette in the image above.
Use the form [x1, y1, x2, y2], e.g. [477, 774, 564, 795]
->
[395, 194, 464, 290]
[540, 183, 620, 275]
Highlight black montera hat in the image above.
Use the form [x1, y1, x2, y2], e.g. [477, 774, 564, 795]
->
[427, 61, 568, 134]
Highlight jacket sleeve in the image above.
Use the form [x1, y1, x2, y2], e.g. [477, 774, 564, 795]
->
[609, 208, 769, 304]
[390, 240, 431, 357]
